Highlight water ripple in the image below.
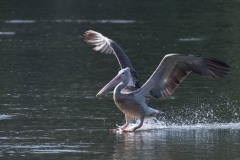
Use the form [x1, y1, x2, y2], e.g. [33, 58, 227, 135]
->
[0, 31, 16, 35]
[32, 149, 88, 154]
[5, 20, 36, 24]
[178, 37, 204, 42]
[4, 19, 136, 24]
[52, 19, 136, 24]
[0, 143, 95, 155]
[0, 115, 15, 120]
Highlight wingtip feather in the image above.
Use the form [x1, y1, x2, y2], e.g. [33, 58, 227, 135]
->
[84, 30, 114, 54]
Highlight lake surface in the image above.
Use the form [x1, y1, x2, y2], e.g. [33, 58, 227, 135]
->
[0, 0, 239, 159]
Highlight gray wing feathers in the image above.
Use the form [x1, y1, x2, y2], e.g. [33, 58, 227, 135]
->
[137, 54, 229, 99]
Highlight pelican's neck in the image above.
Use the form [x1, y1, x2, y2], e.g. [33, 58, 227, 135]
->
[113, 79, 128, 96]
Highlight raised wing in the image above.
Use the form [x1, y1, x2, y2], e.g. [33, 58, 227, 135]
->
[136, 54, 229, 99]
[84, 30, 140, 88]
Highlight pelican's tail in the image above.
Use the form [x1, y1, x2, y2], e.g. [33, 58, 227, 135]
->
[145, 106, 165, 117]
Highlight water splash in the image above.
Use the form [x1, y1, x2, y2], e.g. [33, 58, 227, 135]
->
[124, 118, 240, 132]
[126, 118, 167, 131]
[122, 100, 240, 132]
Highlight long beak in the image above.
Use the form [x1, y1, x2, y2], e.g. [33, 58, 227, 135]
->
[96, 74, 122, 97]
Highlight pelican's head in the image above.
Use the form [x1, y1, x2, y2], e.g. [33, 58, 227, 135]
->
[96, 67, 130, 97]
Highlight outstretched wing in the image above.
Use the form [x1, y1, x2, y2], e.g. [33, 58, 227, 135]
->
[84, 30, 140, 89]
[136, 54, 229, 99]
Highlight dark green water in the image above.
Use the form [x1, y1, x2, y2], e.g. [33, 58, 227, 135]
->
[0, 0, 239, 159]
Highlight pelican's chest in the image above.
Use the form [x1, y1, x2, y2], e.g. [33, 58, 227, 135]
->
[114, 94, 130, 105]
[113, 94, 139, 109]
[113, 93, 146, 118]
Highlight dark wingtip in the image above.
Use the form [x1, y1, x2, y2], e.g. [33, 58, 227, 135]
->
[203, 57, 230, 78]
[205, 57, 230, 68]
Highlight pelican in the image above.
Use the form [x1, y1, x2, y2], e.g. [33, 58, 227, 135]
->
[84, 30, 230, 132]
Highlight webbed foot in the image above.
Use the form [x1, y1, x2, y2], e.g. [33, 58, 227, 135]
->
[110, 128, 136, 134]
[110, 128, 122, 133]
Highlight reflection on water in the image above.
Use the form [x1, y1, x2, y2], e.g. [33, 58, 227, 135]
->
[113, 126, 240, 160]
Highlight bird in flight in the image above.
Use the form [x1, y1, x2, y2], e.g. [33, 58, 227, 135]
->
[84, 30, 229, 132]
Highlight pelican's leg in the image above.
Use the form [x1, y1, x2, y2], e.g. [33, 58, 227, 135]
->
[110, 115, 132, 133]
[121, 115, 131, 130]
[128, 115, 144, 132]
